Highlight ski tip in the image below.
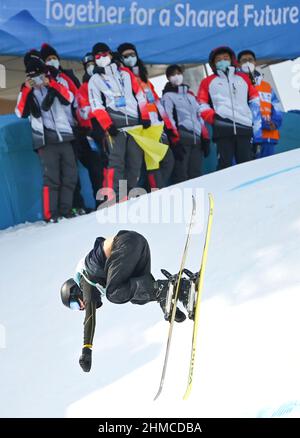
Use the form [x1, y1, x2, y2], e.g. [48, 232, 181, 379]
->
[183, 387, 191, 400]
[154, 388, 162, 401]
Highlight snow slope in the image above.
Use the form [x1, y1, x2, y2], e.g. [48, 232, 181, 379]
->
[1, 149, 300, 418]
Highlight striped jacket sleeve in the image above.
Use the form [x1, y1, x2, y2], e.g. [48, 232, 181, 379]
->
[197, 76, 216, 125]
[122, 67, 150, 122]
[271, 89, 283, 129]
[48, 78, 74, 105]
[15, 84, 32, 118]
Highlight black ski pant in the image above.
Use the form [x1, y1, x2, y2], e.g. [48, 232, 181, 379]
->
[147, 136, 175, 189]
[103, 131, 143, 201]
[173, 129, 203, 184]
[38, 142, 77, 219]
[105, 231, 154, 304]
[71, 136, 104, 209]
[216, 134, 253, 170]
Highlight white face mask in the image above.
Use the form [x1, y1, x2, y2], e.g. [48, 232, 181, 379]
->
[86, 64, 95, 76]
[95, 56, 111, 68]
[123, 55, 137, 68]
[241, 62, 255, 74]
[169, 74, 183, 86]
[46, 59, 60, 70]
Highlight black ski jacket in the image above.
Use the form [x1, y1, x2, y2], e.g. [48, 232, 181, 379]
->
[82, 230, 152, 346]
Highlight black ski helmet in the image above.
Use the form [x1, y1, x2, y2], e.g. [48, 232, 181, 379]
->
[60, 278, 83, 310]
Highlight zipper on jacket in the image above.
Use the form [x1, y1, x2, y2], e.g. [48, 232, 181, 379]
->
[187, 94, 197, 144]
[226, 73, 237, 135]
[41, 87, 63, 142]
[109, 65, 128, 126]
[181, 86, 197, 144]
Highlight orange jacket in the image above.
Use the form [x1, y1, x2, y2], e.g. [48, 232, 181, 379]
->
[256, 76, 282, 143]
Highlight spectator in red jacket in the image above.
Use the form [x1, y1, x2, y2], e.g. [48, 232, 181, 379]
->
[197, 46, 262, 170]
[15, 55, 77, 222]
[88, 42, 151, 202]
[117, 42, 175, 190]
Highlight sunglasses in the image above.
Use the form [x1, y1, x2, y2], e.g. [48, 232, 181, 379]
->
[95, 52, 110, 59]
[122, 52, 136, 59]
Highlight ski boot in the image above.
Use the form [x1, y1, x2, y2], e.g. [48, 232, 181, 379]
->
[181, 269, 200, 320]
[156, 269, 186, 323]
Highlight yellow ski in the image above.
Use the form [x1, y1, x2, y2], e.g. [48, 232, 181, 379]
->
[183, 193, 214, 400]
[154, 196, 196, 401]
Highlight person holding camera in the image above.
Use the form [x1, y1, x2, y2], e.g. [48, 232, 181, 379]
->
[15, 55, 77, 223]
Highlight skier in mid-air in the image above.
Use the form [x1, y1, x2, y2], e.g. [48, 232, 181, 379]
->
[60, 230, 189, 372]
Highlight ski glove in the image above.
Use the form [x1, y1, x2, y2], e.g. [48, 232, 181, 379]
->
[108, 124, 119, 137]
[165, 128, 180, 146]
[141, 119, 151, 129]
[79, 347, 92, 372]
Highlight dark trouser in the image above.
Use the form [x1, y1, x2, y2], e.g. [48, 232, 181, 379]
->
[71, 136, 104, 209]
[147, 147, 175, 190]
[216, 134, 253, 170]
[103, 131, 143, 200]
[38, 142, 77, 219]
[105, 231, 153, 304]
[173, 128, 203, 184]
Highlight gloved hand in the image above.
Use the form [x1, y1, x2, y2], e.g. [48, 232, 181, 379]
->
[201, 138, 210, 158]
[141, 119, 151, 129]
[107, 124, 119, 137]
[79, 347, 92, 372]
[172, 143, 185, 162]
[41, 88, 56, 111]
[165, 128, 180, 145]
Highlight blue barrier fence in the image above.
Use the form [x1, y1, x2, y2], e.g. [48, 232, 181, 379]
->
[0, 112, 299, 229]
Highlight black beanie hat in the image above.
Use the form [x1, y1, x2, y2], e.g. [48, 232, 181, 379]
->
[82, 52, 94, 66]
[117, 42, 137, 55]
[237, 50, 256, 62]
[40, 43, 60, 61]
[92, 42, 111, 56]
[25, 58, 46, 76]
[23, 49, 42, 67]
[208, 46, 237, 71]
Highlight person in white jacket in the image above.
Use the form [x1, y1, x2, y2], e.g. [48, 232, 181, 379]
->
[197, 46, 262, 170]
[15, 55, 77, 222]
[88, 42, 151, 202]
[161, 65, 210, 183]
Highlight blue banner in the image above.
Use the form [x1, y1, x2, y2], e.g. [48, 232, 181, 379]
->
[0, 0, 299, 63]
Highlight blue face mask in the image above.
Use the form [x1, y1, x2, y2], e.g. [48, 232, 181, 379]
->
[215, 60, 231, 72]
[123, 55, 137, 68]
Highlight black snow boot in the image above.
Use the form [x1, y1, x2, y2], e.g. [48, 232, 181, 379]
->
[177, 278, 192, 309]
[155, 280, 186, 323]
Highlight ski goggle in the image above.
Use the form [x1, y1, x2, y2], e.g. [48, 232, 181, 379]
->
[95, 52, 110, 59]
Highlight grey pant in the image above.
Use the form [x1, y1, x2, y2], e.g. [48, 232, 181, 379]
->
[147, 134, 175, 189]
[38, 141, 77, 218]
[104, 131, 143, 199]
[173, 128, 203, 184]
